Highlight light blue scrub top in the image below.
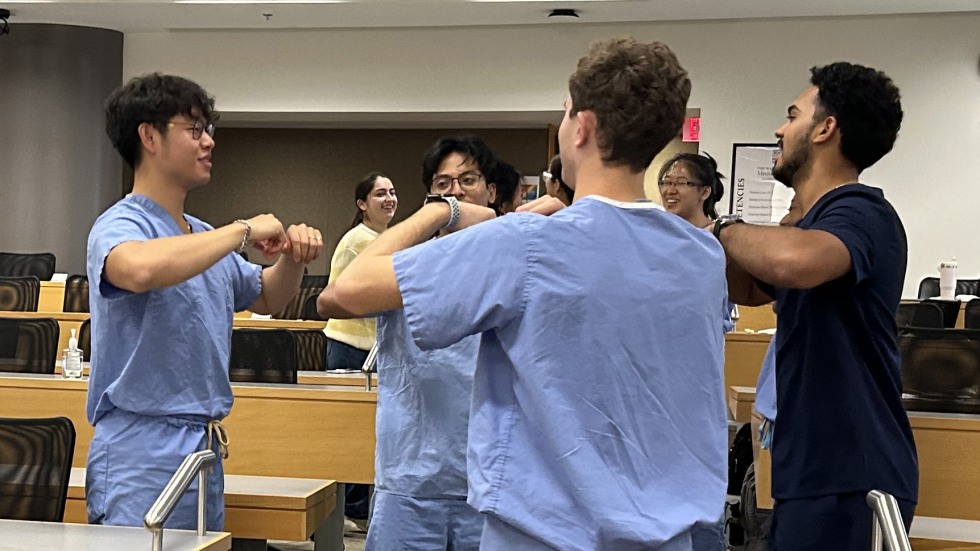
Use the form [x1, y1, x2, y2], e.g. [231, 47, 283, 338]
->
[755, 336, 777, 422]
[393, 196, 730, 550]
[86, 194, 263, 424]
[374, 308, 479, 498]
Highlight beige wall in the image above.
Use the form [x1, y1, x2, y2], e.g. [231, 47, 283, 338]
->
[124, 13, 980, 297]
[180, 127, 550, 274]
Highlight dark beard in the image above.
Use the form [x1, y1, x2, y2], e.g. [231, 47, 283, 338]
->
[772, 138, 809, 188]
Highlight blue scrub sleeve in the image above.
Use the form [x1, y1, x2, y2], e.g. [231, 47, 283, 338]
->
[808, 194, 884, 286]
[393, 217, 528, 351]
[88, 208, 155, 300]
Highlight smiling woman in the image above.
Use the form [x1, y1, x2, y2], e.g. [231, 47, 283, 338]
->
[657, 152, 725, 229]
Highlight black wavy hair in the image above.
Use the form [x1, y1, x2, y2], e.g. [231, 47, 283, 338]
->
[104, 73, 217, 169]
[809, 62, 902, 172]
[421, 135, 496, 191]
[657, 152, 725, 219]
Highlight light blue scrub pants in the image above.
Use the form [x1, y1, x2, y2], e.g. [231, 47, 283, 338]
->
[478, 514, 696, 551]
[86, 409, 225, 531]
[365, 491, 482, 551]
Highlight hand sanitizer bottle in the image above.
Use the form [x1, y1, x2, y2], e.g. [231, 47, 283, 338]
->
[63, 328, 83, 379]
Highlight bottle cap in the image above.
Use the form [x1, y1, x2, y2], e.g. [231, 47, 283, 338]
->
[69, 328, 77, 350]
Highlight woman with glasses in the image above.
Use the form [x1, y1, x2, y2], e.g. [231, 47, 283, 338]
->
[542, 154, 574, 206]
[323, 172, 397, 530]
[657, 152, 725, 228]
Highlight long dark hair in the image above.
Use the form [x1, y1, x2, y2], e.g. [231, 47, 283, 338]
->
[656, 152, 725, 219]
[348, 172, 388, 232]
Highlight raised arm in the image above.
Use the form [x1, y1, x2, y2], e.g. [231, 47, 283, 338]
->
[317, 201, 495, 319]
[718, 224, 851, 290]
[104, 214, 288, 294]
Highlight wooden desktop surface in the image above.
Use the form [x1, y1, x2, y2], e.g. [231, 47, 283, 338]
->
[0, 518, 231, 551]
[65, 467, 336, 542]
[0, 373, 376, 484]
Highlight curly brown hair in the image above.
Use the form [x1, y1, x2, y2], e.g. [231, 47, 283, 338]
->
[568, 37, 691, 173]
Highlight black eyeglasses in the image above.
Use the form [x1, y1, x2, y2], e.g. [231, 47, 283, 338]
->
[431, 172, 484, 194]
[167, 119, 215, 140]
[658, 178, 703, 189]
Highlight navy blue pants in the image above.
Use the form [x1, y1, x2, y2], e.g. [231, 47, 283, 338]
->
[771, 492, 915, 551]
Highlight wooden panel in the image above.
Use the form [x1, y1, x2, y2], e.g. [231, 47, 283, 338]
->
[223, 385, 376, 483]
[749, 409, 774, 510]
[911, 414, 980, 521]
[723, 332, 771, 392]
[0, 374, 376, 484]
[38, 281, 65, 312]
[735, 305, 777, 332]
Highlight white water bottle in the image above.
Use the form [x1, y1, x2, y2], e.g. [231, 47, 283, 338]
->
[939, 259, 958, 300]
[63, 328, 83, 379]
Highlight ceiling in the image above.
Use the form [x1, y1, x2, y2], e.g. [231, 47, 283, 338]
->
[3, 0, 979, 33]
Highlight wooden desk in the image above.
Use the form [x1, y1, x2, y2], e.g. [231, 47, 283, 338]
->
[38, 280, 66, 312]
[65, 468, 336, 542]
[728, 386, 980, 522]
[0, 518, 230, 551]
[0, 374, 376, 484]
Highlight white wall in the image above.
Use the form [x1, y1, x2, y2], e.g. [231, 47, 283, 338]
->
[124, 13, 980, 297]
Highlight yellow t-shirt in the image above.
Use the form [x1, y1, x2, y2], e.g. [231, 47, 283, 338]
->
[324, 223, 379, 351]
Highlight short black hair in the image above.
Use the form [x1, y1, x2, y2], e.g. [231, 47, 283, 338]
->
[104, 73, 217, 169]
[657, 152, 725, 219]
[809, 62, 902, 172]
[421, 135, 496, 191]
[490, 160, 521, 215]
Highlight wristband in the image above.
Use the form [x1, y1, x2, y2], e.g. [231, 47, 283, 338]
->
[712, 214, 744, 239]
[424, 194, 460, 230]
[234, 219, 251, 253]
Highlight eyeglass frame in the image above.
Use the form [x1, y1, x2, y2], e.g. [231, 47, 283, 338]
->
[166, 119, 215, 140]
[657, 178, 705, 190]
[430, 172, 485, 194]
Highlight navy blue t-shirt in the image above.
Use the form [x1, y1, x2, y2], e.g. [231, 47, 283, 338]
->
[769, 184, 918, 501]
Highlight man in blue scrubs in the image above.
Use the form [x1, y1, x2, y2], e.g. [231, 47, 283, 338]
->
[717, 63, 917, 549]
[86, 73, 323, 530]
[354, 135, 498, 550]
[320, 38, 729, 550]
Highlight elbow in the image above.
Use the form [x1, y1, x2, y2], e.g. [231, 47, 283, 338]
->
[769, 250, 827, 290]
[112, 256, 158, 294]
[318, 282, 362, 320]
